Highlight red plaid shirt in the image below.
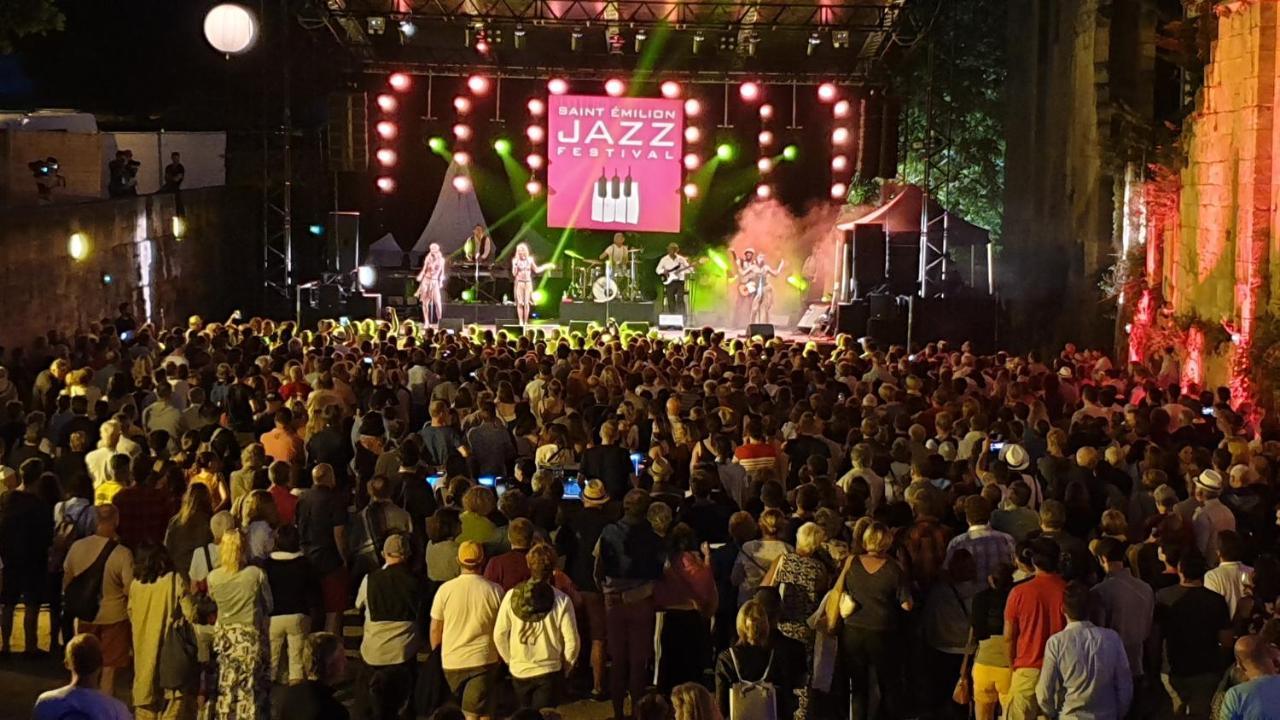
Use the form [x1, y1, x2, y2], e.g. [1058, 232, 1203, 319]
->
[904, 517, 952, 590]
[112, 485, 174, 549]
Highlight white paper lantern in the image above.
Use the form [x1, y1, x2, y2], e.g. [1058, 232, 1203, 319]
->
[204, 4, 258, 56]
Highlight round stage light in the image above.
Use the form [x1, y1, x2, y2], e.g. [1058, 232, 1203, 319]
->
[375, 176, 396, 193]
[739, 81, 761, 102]
[817, 83, 838, 103]
[684, 99, 702, 117]
[830, 183, 848, 200]
[755, 184, 772, 199]
[375, 148, 398, 167]
[757, 130, 774, 146]
[526, 180, 542, 196]
[683, 183, 699, 199]
[388, 72, 411, 92]
[528, 98, 546, 116]
[173, 217, 187, 239]
[683, 153, 701, 171]
[684, 127, 701, 144]
[453, 151, 471, 166]
[467, 75, 491, 96]
[605, 78, 627, 97]
[453, 124, 472, 141]
[526, 153, 544, 170]
[526, 125, 545, 143]
[493, 138, 513, 155]
[203, 4, 258, 56]
[357, 266, 377, 289]
[399, 20, 417, 37]
[453, 96, 472, 114]
[757, 157, 773, 173]
[548, 78, 569, 95]
[452, 175, 473, 192]
[833, 99, 852, 119]
[475, 39, 490, 54]
[375, 121, 398, 140]
[68, 232, 90, 261]
[782, 145, 799, 161]
[661, 81, 682, 99]
[375, 94, 398, 113]
[428, 136, 447, 153]
[532, 288, 548, 305]
[461, 287, 476, 302]
[831, 155, 849, 172]
[832, 127, 851, 145]
[716, 143, 736, 161]
[759, 104, 774, 121]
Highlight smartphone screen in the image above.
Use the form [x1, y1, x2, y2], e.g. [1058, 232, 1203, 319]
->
[562, 474, 582, 500]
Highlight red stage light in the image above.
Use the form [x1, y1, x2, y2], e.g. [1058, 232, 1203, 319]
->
[526, 125, 545, 143]
[605, 78, 626, 97]
[661, 81, 682, 99]
[452, 175, 473, 192]
[375, 148, 398, 167]
[833, 100, 851, 119]
[684, 127, 701, 143]
[757, 130, 774, 146]
[388, 73, 411, 92]
[683, 153, 701, 171]
[467, 75, 490, 96]
[755, 184, 771, 199]
[453, 96, 472, 114]
[528, 98, 546, 116]
[376, 176, 396, 193]
[684, 99, 702, 117]
[475, 40, 490, 54]
[831, 155, 849, 172]
[548, 78, 569, 95]
[453, 124, 472, 141]
[375, 121, 398, 140]
[527, 153, 544, 170]
[739, 81, 761, 102]
[817, 83, 838, 103]
[757, 157, 774, 174]
[683, 183, 699, 199]
[376, 94, 398, 113]
[526, 180, 542, 196]
[453, 151, 471, 166]
[832, 127, 850, 145]
[759, 104, 774, 120]
[830, 182, 848, 200]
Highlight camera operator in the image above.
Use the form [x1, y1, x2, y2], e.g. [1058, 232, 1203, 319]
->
[29, 157, 65, 204]
[108, 150, 140, 198]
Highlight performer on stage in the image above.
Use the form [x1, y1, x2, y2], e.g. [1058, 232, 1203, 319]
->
[729, 248, 756, 326]
[655, 243, 693, 317]
[511, 243, 553, 326]
[416, 243, 446, 327]
[801, 250, 821, 304]
[464, 224, 494, 264]
[742, 252, 784, 325]
[599, 232, 631, 274]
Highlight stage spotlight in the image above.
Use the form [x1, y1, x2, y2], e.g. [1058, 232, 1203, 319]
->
[357, 266, 377, 289]
[308, 223, 325, 236]
[68, 232, 90, 261]
[661, 81, 681, 99]
[513, 24, 526, 49]
[376, 121, 398, 140]
[532, 288, 548, 305]
[173, 216, 187, 239]
[684, 98, 702, 117]
[830, 183, 848, 200]
[833, 30, 850, 49]
[493, 138, 513, 155]
[376, 148, 398, 167]
[684, 127, 701, 143]
[782, 145, 799, 161]
[832, 127, 851, 145]
[461, 287, 476, 302]
[757, 157, 773, 173]
[548, 78, 569, 95]
[428, 136, 448, 153]
[453, 124, 472, 141]
[807, 31, 821, 56]
[759, 103, 774, 120]
[388, 72, 411, 91]
[528, 98, 546, 116]
[743, 31, 759, 57]
[831, 155, 849, 172]
[526, 125, 545, 143]
[452, 175, 473, 192]
[739, 81, 761, 102]
[526, 180, 542, 195]
[367, 17, 387, 35]
[817, 83, 838, 103]
[787, 274, 809, 291]
[376, 94, 398, 113]
[475, 38, 490, 54]
[453, 151, 471, 166]
[605, 78, 626, 97]
[570, 27, 583, 52]
[716, 143, 736, 161]
[607, 30, 625, 55]
[634, 29, 647, 53]
[683, 182, 699, 199]
[100, 272, 113, 286]
[719, 32, 737, 52]
[526, 153, 544, 170]
[757, 130, 774, 146]
[756, 184, 772, 199]
[376, 176, 396, 193]
[693, 31, 705, 54]
[683, 153, 701, 171]
[453, 96, 472, 114]
[467, 75, 491, 96]
[833, 99, 851, 119]
[399, 20, 417, 38]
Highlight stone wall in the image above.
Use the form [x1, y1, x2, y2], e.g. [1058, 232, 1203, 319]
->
[0, 188, 261, 349]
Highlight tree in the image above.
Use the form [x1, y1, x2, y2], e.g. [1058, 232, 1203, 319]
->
[894, 0, 1006, 238]
[0, 0, 64, 54]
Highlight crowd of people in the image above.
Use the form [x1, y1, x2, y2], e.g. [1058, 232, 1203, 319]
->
[2, 307, 1280, 720]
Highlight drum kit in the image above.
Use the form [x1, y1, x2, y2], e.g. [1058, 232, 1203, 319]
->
[565, 248, 646, 302]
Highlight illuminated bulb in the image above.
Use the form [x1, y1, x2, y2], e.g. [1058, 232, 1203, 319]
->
[376, 176, 396, 193]
[755, 184, 771, 199]
[475, 39, 489, 54]
[453, 151, 471, 166]
[375, 148, 398, 167]
[831, 155, 849, 172]
[684, 99, 702, 117]
[1232, 332, 1243, 344]
[757, 130, 774, 146]
[759, 104, 774, 120]
[832, 127, 851, 145]
[830, 183, 847, 199]
[527, 98, 545, 116]
[453, 124, 472, 140]
[68, 232, 90, 260]
[683, 183, 699, 198]
[375, 121, 398, 140]
[661, 81, 682, 99]
[817, 83, 838, 103]
[452, 175, 472, 192]
[739, 81, 761, 102]
[683, 153, 701, 170]
[453, 96, 472, 114]
[605, 78, 626, 97]
[833, 100, 851, 118]
[467, 75, 490, 96]
[526, 125, 545, 143]
[357, 266, 377, 288]
[547, 78, 569, 95]
[388, 73, 411, 91]
[526, 153, 544, 170]
[526, 180, 542, 195]
[376, 94, 398, 113]
[757, 157, 773, 173]
[684, 127, 701, 143]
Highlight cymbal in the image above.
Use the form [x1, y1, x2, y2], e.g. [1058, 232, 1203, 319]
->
[626, 247, 643, 253]
[563, 249, 585, 260]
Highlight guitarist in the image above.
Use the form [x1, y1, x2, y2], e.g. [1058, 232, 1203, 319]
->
[729, 248, 756, 327]
[655, 243, 694, 317]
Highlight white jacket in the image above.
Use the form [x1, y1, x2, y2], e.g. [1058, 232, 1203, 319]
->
[492, 585, 580, 679]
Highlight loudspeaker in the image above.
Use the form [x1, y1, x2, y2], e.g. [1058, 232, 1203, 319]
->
[747, 323, 775, 339]
[869, 293, 898, 320]
[439, 318, 465, 333]
[657, 314, 684, 330]
[326, 92, 369, 171]
[620, 321, 650, 335]
[328, 211, 360, 274]
[796, 304, 829, 332]
[317, 285, 341, 315]
[568, 320, 591, 336]
[852, 224, 886, 299]
[836, 301, 869, 337]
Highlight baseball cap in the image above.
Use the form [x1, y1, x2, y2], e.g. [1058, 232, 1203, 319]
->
[457, 541, 485, 568]
[383, 534, 410, 559]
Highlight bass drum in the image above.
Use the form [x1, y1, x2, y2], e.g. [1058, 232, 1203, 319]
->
[591, 276, 619, 302]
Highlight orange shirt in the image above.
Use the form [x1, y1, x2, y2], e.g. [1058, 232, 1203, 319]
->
[260, 427, 304, 464]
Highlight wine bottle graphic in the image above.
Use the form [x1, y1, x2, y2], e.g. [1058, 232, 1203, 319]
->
[623, 167, 639, 224]
[604, 170, 621, 222]
[591, 169, 607, 223]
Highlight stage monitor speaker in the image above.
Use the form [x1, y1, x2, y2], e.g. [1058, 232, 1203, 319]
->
[326, 92, 369, 172]
[747, 323, 775, 339]
[439, 318, 465, 333]
[657, 314, 684, 330]
[317, 285, 341, 315]
[620, 321, 650, 335]
[568, 320, 591, 336]
[852, 224, 887, 299]
[868, 293, 898, 320]
[328, 211, 360, 274]
[836, 301, 869, 337]
[796, 304, 829, 332]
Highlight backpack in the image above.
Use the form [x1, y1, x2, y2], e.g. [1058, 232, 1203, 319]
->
[64, 540, 118, 622]
[728, 648, 777, 720]
[48, 503, 91, 573]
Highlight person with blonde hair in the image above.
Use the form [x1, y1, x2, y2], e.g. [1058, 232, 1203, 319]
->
[207, 528, 273, 719]
[759, 521, 829, 718]
[713, 599, 799, 718]
[672, 682, 722, 720]
[840, 520, 913, 720]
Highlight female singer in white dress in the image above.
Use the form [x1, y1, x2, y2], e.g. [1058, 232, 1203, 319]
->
[416, 243, 445, 327]
[511, 243, 552, 326]
[746, 252, 784, 325]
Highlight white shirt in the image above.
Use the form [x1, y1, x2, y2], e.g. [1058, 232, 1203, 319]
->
[143, 400, 183, 442]
[492, 584, 580, 679]
[430, 572, 504, 670]
[1204, 561, 1253, 618]
[655, 254, 691, 282]
[1193, 498, 1236, 566]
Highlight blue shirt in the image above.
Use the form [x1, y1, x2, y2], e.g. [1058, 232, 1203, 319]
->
[1220, 675, 1280, 720]
[1036, 621, 1133, 719]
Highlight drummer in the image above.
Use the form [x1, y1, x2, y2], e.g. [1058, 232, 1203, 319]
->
[599, 232, 632, 276]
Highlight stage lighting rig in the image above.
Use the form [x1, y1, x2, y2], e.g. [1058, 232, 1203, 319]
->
[634, 29, 647, 53]
[571, 27, 584, 52]
[719, 31, 736, 53]
[832, 30, 850, 49]
[692, 31, 705, 54]
[513, 24, 527, 49]
[366, 16, 386, 35]
[807, 31, 822, 56]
